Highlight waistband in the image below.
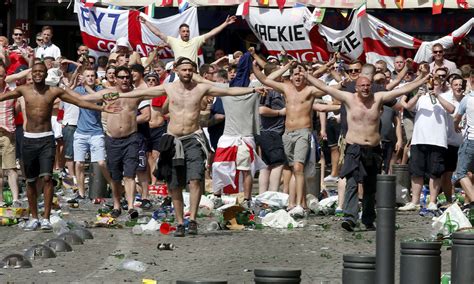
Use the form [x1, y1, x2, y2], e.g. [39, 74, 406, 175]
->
[24, 131, 54, 138]
[284, 128, 312, 135]
[107, 132, 137, 140]
[347, 143, 381, 152]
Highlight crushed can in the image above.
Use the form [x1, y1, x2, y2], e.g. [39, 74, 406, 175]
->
[157, 243, 175, 251]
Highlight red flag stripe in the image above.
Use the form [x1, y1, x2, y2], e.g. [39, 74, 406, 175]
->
[214, 146, 238, 162]
[128, 10, 142, 50]
[363, 38, 396, 57]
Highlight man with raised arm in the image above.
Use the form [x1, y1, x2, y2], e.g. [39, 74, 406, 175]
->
[252, 61, 325, 218]
[305, 72, 430, 231]
[139, 15, 236, 65]
[0, 62, 119, 231]
[115, 57, 263, 236]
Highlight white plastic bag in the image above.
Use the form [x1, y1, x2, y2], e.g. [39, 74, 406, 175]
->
[431, 203, 472, 237]
[261, 209, 304, 229]
[255, 191, 289, 208]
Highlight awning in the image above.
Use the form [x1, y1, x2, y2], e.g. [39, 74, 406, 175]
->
[100, 0, 474, 9]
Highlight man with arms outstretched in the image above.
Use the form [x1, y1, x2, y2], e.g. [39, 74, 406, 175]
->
[139, 15, 236, 65]
[0, 62, 118, 231]
[306, 73, 430, 231]
[252, 61, 325, 217]
[115, 57, 263, 236]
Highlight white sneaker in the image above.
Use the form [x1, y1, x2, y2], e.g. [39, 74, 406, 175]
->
[210, 195, 224, 209]
[288, 205, 305, 218]
[427, 202, 438, 211]
[398, 202, 420, 211]
[40, 219, 53, 231]
[23, 218, 40, 231]
[323, 175, 339, 183]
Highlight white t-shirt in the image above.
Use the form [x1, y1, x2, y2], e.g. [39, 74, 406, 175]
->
[166, 35, 205, 65]
[411, 94, 448, 148]
[35, 43, 61, 60]
[61, 102, 79, 126]
[457, 91, 474, 141]
[440, 90, 463, 146]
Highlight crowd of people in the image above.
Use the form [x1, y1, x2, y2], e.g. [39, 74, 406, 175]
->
[0, 14, 473, 236]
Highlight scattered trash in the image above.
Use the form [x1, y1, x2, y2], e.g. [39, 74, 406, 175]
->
[206, 221, 220, 231]
[0, 217, 18, 226]
[39, 269, 56, 274]
[261, 209, 304, 229]
[255, 191, 289, 208]
[440, 272, 451, 284]
[157, 243, 175, 251]
[159, 222, 176, 235]
[120, 259, 147, 272]
[316, 196, 339, 215]
[431, 203, 472, 239]
[142, 279, 157, 284]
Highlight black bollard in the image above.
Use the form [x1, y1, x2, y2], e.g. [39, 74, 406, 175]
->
[391, 164, 411, 190]
[342, 254, 376, 284]
[308, 163, 321, 198]
[375, 174, 396, 284]
[176, 281, 227, 284]
[400, 241, 442, 284]
[254, 268, 301, 283]
[88, 162, 109, 199]
[451, 231, 474, 284]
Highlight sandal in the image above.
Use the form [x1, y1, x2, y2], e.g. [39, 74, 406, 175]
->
[110, 209, 122, 218]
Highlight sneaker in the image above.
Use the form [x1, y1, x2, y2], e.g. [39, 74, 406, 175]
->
[174, 224, 185, 237]
[398, 202, 420, 211]
[323, 175, 339, 183]
[110, 209, 122, 218]
[188, 220, 198, 235]
[426, 202, 438, 211]
[210, 195, 224, 209]
[128, 209, 139, 220]
[120, 199, 129, 211]
[40, 219, 53, 231]
[67, 194, 85, 204]
[141, 199, 153, 210]
[288, 205, 305, 219]
[160, 196, 172, 208]
[23, 218, 40, 231]
[60, 168, 69, 179]
[341, 219, 356, 232]
[364, 223, 376, 231]
[335, 208, 344, 217]
[12, 200, 23, 208]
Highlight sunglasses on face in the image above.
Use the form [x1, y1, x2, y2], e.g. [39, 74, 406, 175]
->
[116, 75, 130, 80]
[348, 69, 361, 73]
[433, 50, 444, 54]
[437, 74, 447, 78]
[13, 33, 23, 36]
[147, 78, 157, 82]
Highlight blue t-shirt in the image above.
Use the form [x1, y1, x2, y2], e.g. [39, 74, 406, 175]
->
[75, 85, 104, 136]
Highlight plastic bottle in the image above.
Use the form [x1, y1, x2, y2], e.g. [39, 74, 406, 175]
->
[50, 214, 69, 235]
[206, 221, 220, 231]
[132, 224, 143, 235]
[420, 186, 430, 208]
[3, 190, 12, 205]
[121, 259, 147, 272]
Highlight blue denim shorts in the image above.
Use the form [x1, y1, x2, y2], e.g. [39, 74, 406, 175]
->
[453, 139, 474, 182]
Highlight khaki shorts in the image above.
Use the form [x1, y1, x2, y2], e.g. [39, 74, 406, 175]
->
[403, 118, 414, 143]
[282, 128, 311, 166]
[0, 130, 16, 169]
[236, 141, 251, 170]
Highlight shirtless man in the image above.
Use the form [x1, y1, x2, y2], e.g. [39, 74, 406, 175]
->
[305, 73, 430, 231]
[116, 57, 263, 236]
[0, 62, 118, 231]
[252, 61, 325, 217]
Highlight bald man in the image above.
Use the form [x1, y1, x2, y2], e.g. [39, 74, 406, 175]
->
[306, 73, 430, 231]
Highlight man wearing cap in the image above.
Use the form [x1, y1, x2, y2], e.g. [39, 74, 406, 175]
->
[139, 15, 237, 65]
[115, 57, 264, 236]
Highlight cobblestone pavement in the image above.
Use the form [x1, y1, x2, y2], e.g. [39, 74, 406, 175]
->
[0, 200, 452, 283]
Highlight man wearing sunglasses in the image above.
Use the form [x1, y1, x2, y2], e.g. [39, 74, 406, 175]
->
[430, 43, 457, 74]
[111, 57, 264, 236]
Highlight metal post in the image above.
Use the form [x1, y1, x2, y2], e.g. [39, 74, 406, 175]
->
[342, 254, 376, 284]
[375, 174, 396, 284]
[452, 231, 474, 284]
[88, 162, 109, 199]
[400, 241, 442, 284]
